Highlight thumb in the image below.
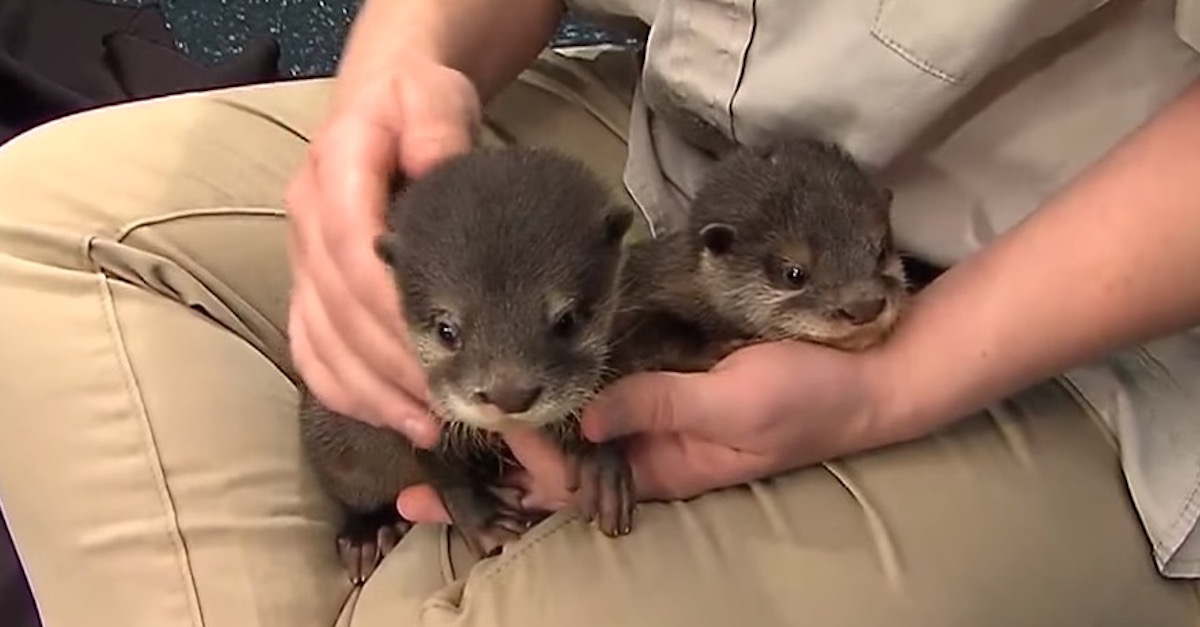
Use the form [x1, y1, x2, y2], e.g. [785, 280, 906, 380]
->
[394, 85, 476, 179]
[581, 370, 724, 442]
[397, 117, 473, 178]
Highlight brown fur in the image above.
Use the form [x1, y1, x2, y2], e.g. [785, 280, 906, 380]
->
[609, 138, 909, 376]
[298, 146, 636, 583]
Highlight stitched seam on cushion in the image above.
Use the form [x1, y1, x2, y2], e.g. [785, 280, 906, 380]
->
[95, 267, 206, 627]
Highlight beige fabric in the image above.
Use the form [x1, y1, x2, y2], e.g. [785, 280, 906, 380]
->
[568, 0, 1200, 579]
[0, 49, 1197, 627]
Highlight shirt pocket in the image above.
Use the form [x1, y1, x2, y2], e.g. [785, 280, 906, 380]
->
[1176, 0, 1200, 52]
[869, 0, 1112, 84]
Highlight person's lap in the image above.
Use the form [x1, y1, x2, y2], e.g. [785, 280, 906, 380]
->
[0, 52, 1195, 627]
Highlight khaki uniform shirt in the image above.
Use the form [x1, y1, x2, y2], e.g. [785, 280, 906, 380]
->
[564, 0, 1200, 578]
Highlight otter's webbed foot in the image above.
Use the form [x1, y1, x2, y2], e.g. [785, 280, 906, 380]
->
[566, 440, 635, 537]
[439, 482, 537, 557]
[418, 450, 540, 558]
[335, 508, 413, 585]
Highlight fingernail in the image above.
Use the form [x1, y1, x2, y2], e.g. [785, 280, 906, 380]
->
[405, 416, 438, 447]
[580, 404, 612, 442]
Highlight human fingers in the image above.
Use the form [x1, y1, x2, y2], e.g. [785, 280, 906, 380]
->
[496, 429, 578, 510]
[621, 433, 776, 501]
[396, 484, 450, 524]
[286, 123, 441, 443]
[501, 429, 572, 486]
[306, 119, 423, 368]
[304, 104, 470, 405]
[290, 262, 440, 446]
[580, 370, 736, 443]
[388, 66, 478, 178]
[393, 99, 474, 179]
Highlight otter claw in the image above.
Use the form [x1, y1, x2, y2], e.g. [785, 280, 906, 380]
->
[336, 517, 413, 585]
[569, 442, 636, 537]
[487, 485, 528, 512]
[459, 516, 527, 557]
[440, 482, 541, 558]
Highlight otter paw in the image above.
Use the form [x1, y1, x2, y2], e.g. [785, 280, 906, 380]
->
[440, 484, 539, 558]
[568, 442, 635, 537]
[486, 484, 554, 527]
[336, 516, 413, 585]
[458, 512, 531, 558]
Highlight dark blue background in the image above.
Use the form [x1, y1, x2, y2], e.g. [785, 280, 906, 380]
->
[98, 0, 637, 78]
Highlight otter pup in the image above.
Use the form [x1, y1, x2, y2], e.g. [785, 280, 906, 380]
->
[299, 147, 635, 584]
[609, 138, 908, 376]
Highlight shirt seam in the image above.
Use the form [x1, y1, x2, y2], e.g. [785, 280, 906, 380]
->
[725, 0, 759, 142]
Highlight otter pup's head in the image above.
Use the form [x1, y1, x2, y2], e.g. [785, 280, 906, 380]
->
[689, 139, 908, 351]
[374, 147, 633, 435]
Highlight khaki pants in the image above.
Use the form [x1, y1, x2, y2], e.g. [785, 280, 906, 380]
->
[0, 51, 1196, 627]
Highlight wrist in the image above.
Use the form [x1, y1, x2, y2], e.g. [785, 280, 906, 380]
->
[332, 0, 452, 107]
[331, 48, 480, 113]
[856, 329, 955, 450]
[335, 0, 562, 109]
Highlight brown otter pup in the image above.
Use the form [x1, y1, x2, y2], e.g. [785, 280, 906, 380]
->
[608, 137, 909, 377]
[298, 146, 636, 584]
[575, 138, 909, 540]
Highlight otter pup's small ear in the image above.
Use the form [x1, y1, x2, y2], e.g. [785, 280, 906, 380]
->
[699, 222, 737, 255]
[374, 232, 402, 267]
[603, 205, 635, 246]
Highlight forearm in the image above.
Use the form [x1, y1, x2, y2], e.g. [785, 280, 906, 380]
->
[335, 0, 564, 103]
[867, 78, 1200, 443]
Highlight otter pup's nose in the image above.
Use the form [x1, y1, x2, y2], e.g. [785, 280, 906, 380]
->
[836, 298, 886, 325]
[475, 383, 544, 414]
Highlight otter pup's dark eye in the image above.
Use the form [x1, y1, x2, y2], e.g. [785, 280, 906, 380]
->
[435, 321, 460, 348]
[551, 309, 579, 338]
[782, 265, 808, 288]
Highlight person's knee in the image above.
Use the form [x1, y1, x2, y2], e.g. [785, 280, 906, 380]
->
[348, 391, 1200, 627]
[0, 80, 325, 240]
[349, 473, 908, 627]
[0, 82, 328, 368]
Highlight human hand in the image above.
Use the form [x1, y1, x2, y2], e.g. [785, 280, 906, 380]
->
[286, 58, 482, 447]
[396, 340, 896, 520]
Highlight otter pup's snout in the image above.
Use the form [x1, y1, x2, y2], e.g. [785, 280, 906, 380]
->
[835, 297, 887, 326]
[472, 380, 545, 415]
